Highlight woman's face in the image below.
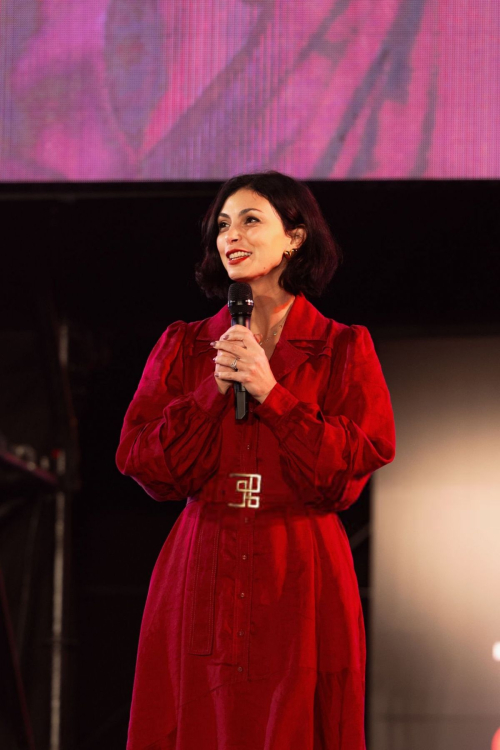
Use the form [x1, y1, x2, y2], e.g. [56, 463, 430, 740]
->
[216, 188, 300, 286]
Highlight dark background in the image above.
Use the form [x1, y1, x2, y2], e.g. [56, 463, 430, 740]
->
[1, 179, 499, 749]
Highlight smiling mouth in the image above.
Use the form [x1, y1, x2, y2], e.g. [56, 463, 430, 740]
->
[227, 250, 252, 260]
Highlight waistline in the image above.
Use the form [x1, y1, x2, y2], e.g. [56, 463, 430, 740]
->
[187, 472, 317, 511]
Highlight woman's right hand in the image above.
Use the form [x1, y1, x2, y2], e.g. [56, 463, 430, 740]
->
[212, 329, 263, 394]
[213, 331, 240, 394]
[214, 360, 234, 395]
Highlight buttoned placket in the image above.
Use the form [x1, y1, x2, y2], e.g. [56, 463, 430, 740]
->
[232, 402, 258, 680]
[232, 509, 254, 679]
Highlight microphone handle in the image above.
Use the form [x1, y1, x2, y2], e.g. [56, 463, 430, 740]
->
[231, 314, 251, 420]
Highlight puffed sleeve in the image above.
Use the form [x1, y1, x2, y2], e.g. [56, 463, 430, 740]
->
[116, 321, 231, 501]
[254, 325, 395, 511]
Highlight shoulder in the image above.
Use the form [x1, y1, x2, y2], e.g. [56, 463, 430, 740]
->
[297, 295, 372, 347]
[184, 304, 230, 348]
[328, 322, 377, 365]
[334, 322, 374, 345]
[325, 322, 375, 368]
[153, 305, 229, 357]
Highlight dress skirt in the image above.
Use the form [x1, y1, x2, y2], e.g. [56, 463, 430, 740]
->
[126, 497, 366, 750]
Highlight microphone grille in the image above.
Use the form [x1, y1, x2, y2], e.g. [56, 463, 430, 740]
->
[228, 282, 253, 303]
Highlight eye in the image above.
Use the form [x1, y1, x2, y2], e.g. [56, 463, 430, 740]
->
[218, 221, 229, 231]
[245, 215, 259, 224]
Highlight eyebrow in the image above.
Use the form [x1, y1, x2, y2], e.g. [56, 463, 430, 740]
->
[218, 208, 264, 218]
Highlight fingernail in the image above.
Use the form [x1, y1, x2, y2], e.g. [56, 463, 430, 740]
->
[222, 335, 229, 340]
[210, 341, 216, 346]
[212, 357, 217, 362]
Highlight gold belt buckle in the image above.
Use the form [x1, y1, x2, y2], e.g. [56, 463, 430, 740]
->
[227, 473, 261, 509]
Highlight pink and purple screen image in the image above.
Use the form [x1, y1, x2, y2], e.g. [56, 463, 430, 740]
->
[1, 0, 499, 181]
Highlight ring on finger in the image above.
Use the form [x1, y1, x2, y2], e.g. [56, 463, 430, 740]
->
[230, 357, 238, 371]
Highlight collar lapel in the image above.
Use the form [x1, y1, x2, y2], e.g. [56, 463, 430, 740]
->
[269, 338, 309, 382]
[194, 292, 330, 381]
[279, 292, 329, 341]
[268, 293, 329, 381]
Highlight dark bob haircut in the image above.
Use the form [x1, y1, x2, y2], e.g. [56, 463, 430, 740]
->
[195, 171, 341, 299]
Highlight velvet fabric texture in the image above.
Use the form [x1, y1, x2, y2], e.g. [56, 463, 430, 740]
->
[116, 293, 395, 750]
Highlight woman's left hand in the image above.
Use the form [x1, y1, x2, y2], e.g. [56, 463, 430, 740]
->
[211, 325, 277, 404]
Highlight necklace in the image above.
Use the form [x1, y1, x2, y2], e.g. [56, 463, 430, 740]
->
[257, 300, 294, 347]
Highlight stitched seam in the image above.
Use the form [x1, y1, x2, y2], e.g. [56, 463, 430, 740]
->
[231, 533, 241, 667]
[206, 524, 219, 654]
[188, 522, 204, 652]
[246, 520, 254, 677]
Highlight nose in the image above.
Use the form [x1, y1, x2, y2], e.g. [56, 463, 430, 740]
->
[226, 226, 241, 243]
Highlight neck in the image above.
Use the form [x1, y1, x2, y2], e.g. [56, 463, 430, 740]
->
[248, 280, 295, 338]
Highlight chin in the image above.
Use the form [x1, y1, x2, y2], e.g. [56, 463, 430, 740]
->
[227, 267, 252, 281]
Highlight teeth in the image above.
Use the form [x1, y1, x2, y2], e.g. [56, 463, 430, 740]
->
[229, 251, 251, 260]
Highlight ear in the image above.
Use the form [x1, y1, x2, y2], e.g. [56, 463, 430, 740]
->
[291, 225, 307, 249]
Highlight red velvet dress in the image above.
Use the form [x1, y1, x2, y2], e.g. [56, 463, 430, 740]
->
[116, 293, 395, 750]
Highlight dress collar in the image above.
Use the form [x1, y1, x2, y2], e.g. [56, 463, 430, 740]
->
[194, 292, 330, 342]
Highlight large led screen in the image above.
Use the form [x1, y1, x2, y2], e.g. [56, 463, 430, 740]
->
[1, 0, 499, 181]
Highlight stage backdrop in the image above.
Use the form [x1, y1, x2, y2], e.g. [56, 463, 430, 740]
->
[0, 0, 499, 182]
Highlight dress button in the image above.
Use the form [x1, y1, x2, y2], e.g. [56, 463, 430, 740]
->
[238, 630, 244, 637]
[240, 592, 245, 598]
[246, 445, 251, 450]
[237, 666, 243, 672]
[244, 517, 249, 524]
[242, 554, 247, 560]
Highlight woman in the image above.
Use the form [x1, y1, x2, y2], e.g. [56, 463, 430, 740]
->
[116, 171, 395, 750]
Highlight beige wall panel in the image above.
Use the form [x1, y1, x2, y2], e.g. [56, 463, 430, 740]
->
[370, 337, 500, 750]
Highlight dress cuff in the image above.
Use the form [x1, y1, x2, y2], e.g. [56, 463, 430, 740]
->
[192, 374, 231, 419]
[254, 382, 299, 432]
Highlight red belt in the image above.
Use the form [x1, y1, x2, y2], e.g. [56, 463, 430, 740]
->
[187, 472, 308, 510]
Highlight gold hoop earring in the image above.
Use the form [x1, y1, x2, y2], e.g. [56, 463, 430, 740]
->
[284, 248, 297, 259]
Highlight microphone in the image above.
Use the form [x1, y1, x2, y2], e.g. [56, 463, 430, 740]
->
[227, 282, 254, 420]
